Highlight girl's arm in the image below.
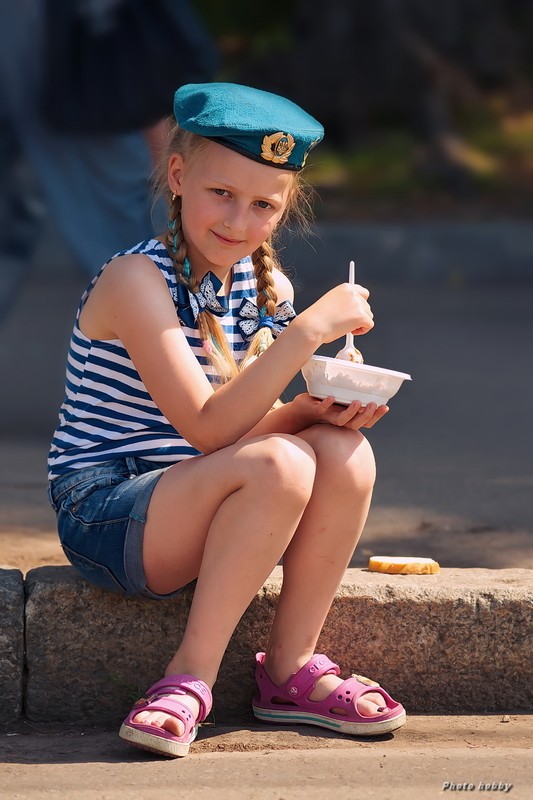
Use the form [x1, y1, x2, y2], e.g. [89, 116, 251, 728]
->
[80, 254, 373, 454]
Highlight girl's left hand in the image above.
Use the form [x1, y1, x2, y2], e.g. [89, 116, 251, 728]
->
[292, 392, 389, 430]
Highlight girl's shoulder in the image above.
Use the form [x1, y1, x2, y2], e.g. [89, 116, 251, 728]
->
[78, 239, 174, 313]
[99, 238, 176, 290]
[108, 238, 174, 274]
[272, 266, 295, 303]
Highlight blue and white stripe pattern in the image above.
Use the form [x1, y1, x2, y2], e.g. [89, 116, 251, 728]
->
[48, 239, 257, 479]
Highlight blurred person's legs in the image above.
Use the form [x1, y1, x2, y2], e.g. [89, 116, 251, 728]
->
[0, 118, 47, 321]
[16, 123, 154, 278]
[0, 0, 155, 315]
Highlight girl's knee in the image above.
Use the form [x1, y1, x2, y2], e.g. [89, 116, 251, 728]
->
[251, 435, 316, 498]
[351, 433, 377, 490]
[304, 425, 376, 491]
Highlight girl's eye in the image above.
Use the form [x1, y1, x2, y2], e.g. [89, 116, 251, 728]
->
[212, 188, 230, 197]
[255, 200, 272, 210]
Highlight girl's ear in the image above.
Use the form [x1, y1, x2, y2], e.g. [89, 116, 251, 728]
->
[167, 153, 185, 196]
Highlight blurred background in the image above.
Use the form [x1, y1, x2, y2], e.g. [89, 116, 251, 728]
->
[203, 0, 533, 220]
[1, 0, 532, 571]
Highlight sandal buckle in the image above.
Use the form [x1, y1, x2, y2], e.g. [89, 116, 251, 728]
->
[351, 673, 380, 687]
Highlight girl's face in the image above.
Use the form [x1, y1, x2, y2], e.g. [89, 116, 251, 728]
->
[168, 141, 295, 277]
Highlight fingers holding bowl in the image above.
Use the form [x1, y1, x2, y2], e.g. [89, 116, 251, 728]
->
[341, 401, 387, 429]
[360, 404, 389, 428]
[318, 400, 389, 430]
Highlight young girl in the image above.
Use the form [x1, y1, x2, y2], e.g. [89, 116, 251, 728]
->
[48, 82, 406, 758]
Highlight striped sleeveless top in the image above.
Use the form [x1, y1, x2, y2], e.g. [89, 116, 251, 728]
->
[48, 239, 257, 479]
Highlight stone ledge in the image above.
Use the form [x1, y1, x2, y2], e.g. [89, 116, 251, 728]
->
[22, 566, 533, 725]
[0, 568, 25, 723]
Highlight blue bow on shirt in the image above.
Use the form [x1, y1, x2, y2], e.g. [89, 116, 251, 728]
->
[237, 298, 296, 341]
[173, 272, 229, 328]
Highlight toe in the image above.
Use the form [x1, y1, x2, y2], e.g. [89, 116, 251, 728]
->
[133, 709, 184, 734]
[356, 692, 390, 717]
[131, 691, 202, 736]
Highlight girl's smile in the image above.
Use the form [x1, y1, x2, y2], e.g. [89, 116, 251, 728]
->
[211, 230, 245, 246]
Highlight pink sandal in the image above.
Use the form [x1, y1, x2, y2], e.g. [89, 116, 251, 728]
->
[252, 653, 406, 736]
[119, 674, 212, 757]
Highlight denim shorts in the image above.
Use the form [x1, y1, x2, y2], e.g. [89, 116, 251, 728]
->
[48, 456, 183, 599]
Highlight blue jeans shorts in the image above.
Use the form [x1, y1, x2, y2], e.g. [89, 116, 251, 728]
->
[48, 456, 183, 599]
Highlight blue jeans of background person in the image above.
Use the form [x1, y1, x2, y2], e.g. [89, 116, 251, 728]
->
[0, 1, 155, 320]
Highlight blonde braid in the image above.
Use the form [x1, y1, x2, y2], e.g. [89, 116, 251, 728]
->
[254, 238, 280, 316]
[166, 194, 188, 281]
[167, 196, 238, 383]
[194, 293, 239, 384]
[239, 238, 281, 369]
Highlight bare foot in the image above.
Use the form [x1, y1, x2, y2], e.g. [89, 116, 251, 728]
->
[132, 692, 201, 736]
[265, 660, 391, 718]
[307, 673, 390, 717]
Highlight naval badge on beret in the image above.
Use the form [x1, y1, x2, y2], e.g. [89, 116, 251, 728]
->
[174, 83, 324, 170]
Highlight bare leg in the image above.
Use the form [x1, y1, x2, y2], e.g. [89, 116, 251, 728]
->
[132, 434, 317, 733]
[263, 425, 388, 716]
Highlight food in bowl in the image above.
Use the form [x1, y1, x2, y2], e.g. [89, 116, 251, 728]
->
[301, 355, 412, 407]
[339, 346, 364, 363]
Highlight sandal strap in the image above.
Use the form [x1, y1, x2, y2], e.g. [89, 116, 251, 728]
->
[138, 697, 195, 727]
[332, 675, 395, 708]
[146, 674, 213, 722]
[283, 654, 340, 700]
[125, 695, 197, 740]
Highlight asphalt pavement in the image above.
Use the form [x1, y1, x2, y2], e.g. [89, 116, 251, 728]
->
[1, 715, 532, 800]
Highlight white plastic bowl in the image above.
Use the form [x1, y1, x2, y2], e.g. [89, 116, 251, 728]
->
[301, 355, 412, 407]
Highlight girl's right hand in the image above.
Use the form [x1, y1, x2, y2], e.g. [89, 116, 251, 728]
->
[299, 282, 374, 344]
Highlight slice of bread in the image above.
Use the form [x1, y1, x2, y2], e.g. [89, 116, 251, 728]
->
[368, 556, 440, 575]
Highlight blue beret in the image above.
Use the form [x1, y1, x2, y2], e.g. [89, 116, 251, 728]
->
[173, 82, 324, 171]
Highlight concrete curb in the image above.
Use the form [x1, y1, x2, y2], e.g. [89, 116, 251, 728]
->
[0, 568, 24, 724]
[2, 565, 531, 727]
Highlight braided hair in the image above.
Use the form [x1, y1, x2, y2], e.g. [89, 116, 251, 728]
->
[166, 190, 238, 380]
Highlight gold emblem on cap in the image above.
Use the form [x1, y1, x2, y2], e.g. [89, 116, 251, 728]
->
[261, 132, 295, 164]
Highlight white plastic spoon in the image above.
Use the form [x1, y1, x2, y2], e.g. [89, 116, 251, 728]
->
[335, 260, 364, 362]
